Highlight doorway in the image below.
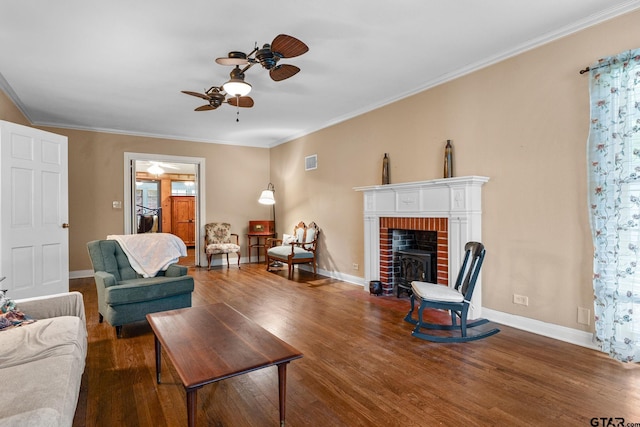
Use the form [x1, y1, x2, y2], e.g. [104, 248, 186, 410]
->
[124, 153, 206, 267]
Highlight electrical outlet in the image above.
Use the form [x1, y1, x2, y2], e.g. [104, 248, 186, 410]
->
[578, 307, 591, 325]
[513, 294, 529, 306]
[352, 263, 359, 270]
[112, 201, 122, 209]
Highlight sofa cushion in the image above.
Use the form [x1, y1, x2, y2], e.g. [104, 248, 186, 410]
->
[0, 408, 61, 427]
[0, 316, 86, 369]
[0, 316, 86, 427]
[0, 351, 85, 427]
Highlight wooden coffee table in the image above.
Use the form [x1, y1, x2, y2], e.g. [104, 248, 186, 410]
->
[147, 303, 303, 427]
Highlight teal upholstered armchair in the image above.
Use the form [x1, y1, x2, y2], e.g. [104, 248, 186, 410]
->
[266, 221, 320, 280]
[87, 239, 194, 338]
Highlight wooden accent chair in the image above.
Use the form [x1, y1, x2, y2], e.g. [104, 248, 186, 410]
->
[404, 241, 499, 343]
[204, 223, 241, 269]
[265, 221, 320, 280]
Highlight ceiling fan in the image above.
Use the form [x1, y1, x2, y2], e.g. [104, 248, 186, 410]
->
[182, 34, 308, 120]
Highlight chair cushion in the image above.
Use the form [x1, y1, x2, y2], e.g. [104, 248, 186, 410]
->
[411, 281, 464, 303]
[295, 227, 306, 243]
[206, 243, 240, 255]
[303, 228, 316, 250]
[105, 276, 194, 305]
[267, 245, 314, 259]
[282, 233, 297, 245]
[205, 223, 232, 244]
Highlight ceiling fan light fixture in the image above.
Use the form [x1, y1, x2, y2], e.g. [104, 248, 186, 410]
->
[147, 164, 164, 175]
[223, 79, 252, 97]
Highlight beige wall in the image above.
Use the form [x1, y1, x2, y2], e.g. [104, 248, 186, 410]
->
[270, 10, 640, 332]
[0, 91, 272, 272]
[53, 129, 271, 272]
[2, 9, 639, 332]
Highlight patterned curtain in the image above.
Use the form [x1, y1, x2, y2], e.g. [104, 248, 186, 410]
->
[588, 49, 640, 362]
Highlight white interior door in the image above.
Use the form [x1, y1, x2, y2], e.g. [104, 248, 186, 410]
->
[0, 120, 69, 299]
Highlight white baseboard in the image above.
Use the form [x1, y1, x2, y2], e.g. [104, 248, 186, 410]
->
[70, 270, 94, 279]
[316, 266, 367, 287]
[483, 307, 598, 350]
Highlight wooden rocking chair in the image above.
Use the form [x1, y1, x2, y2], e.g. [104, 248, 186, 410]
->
[404, 241, 499, 343]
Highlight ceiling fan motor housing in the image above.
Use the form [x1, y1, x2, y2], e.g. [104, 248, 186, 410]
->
[209, 92, 225, 107]
[256, 44, 279, 69]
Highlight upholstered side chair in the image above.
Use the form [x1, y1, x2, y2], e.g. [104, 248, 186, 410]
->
[204, 222, 241, 269]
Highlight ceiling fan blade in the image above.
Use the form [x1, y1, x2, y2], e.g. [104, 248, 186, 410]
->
[228, 96, 254, 108]
[182, 90, 210, 100]
[270, 64, 300, 82]
[195, 104, 217, 111]
[271, 34, 309, 58]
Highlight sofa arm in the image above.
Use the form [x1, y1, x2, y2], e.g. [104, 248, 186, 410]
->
[15, 291, 86, 326]
[165, 263, 187, 277]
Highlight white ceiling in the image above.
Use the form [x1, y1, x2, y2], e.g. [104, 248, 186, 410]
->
[1, 1, 639, 148]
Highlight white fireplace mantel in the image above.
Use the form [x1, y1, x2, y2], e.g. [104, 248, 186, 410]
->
[354, 176, 489, 318]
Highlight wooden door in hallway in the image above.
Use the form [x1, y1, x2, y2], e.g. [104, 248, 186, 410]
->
[172, 196, 195, 246]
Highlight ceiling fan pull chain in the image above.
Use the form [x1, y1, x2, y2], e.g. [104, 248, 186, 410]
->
[236, 96, 240, 122]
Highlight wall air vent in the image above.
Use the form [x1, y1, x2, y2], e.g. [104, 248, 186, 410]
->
[305, 154, 317, 171]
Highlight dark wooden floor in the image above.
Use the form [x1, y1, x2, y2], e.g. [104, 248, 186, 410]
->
[72, 263, 640, 426]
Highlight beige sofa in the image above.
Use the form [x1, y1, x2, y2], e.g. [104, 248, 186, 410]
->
[0, 291, 87, 427]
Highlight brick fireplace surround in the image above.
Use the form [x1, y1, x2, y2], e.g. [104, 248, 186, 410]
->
[380, 217, 449, 294]
[354, 176, 488, 319]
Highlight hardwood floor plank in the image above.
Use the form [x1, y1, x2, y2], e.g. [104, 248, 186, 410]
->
[72, 263, 640, 426]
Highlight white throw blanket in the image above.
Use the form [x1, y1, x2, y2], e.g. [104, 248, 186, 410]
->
[107, 233, 187, 278]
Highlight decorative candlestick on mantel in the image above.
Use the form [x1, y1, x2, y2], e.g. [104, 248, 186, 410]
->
[443, 140, 453, 178]
[382, 153, 390, 185]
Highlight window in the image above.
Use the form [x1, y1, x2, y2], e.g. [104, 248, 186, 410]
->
[171, 181, 196, 196]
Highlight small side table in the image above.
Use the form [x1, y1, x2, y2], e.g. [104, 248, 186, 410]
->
[247, 232, 276, 263]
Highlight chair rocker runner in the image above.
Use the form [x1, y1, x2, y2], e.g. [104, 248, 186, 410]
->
[404, 241, 499, 343]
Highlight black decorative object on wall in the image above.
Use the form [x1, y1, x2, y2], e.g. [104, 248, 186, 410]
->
[382, 153, 390, 185]
[443, 140, 453, 178]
